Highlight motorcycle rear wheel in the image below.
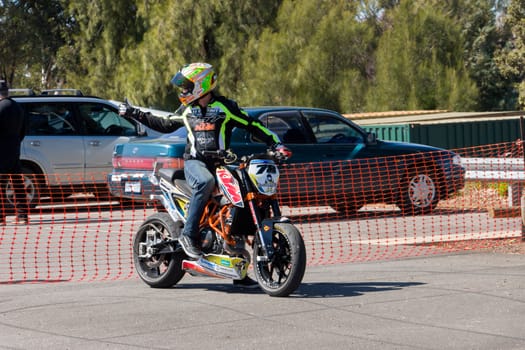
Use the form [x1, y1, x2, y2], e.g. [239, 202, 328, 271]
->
[133, 212, 186, 288]
[253, 222, 306, 297]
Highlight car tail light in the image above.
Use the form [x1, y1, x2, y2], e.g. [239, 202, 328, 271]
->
[156, 157, 184, 169]
[113, 156, 184, 170]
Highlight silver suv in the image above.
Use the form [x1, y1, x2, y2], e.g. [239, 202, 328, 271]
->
[10, 89, 160, 207]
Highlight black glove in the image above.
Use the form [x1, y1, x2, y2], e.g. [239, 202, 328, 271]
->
[118, 101, 137, 119]
[273, 143, 292, 161]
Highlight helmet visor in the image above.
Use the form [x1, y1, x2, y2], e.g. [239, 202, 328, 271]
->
[171, 73, 194, 95]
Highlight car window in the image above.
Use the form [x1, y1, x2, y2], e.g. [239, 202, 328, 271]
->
[255, 112, 310, 144]
[78, 103, 137, 136]
[24, 103, 78, 136]
[302, 112, 364, 144]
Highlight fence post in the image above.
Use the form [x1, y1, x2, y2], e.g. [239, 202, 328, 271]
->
[520, 116, 525, 241]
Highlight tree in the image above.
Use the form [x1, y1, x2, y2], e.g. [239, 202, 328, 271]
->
[495, 0, 525, 108]
[239, 0, 375, 113]
[60, 0, 141, 97]
[367, 0, 478, 111]
[0, 0, 68, 88]
[463, 2, 517, 110]
[110, 0, 281, 110]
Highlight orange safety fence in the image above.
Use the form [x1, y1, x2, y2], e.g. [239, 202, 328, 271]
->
[0, 141, 523, 284]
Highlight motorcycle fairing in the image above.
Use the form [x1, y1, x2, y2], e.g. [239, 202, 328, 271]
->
[216, 166, 244, 207]
[182, 254, 248, 280]
[156, 177, 188, 222]
[247, 159, 279, 196]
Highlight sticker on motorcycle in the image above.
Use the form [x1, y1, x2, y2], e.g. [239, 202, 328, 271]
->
[216, 167, 244, 207]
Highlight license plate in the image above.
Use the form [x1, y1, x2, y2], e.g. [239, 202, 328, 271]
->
[124, 181, 141, 193]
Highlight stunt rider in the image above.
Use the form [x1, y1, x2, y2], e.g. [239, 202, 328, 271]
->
[119, 63, 291, 286]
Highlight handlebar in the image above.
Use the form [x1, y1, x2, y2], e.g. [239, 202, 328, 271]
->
[200, 148, 287, 165]
[200, 149, 238, 164]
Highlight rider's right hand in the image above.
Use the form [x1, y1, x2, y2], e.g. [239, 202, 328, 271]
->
[119, 101, 135, 118]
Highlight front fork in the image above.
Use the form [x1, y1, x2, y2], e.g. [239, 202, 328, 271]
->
[247, 197, 289, 261]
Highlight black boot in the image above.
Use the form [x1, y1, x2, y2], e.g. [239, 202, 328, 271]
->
[179, 235, 202, 259]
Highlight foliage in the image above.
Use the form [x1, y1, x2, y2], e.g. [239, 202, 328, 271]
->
[59, 0, 141, 98]
[240, 0, 374, 112]
[2, 0, 523, 112]
[0, 0, 69, 88]
[495, 0, 525, 108]
[367, 0, 479, 111]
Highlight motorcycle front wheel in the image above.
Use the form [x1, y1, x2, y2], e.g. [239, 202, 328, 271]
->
[133, 212, 186, 288]
[253, 222, 306, 297]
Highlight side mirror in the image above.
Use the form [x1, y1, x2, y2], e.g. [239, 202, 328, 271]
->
[366, 132, 377, 145]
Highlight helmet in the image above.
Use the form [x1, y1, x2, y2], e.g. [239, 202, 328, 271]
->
[170, 63, 217, 106]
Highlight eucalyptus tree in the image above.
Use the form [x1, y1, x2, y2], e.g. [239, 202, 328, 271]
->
[367, 0, 478, 111]
[495, 0, 525, 108]
[113, 0, 280, 110]
[59, 0, 140, 97]
[0, 0, 68, 88]
[239, 0, 375, 112]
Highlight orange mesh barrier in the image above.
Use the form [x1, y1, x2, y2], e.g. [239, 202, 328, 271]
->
[1, 141, 523, 283]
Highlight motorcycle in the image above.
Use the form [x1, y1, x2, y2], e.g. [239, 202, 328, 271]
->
[132, 148, 307, 297]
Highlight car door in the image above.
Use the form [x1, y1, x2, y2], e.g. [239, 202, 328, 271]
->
[22, 102, 85, 184]
[301, 111, 366, 161]
[77, 102, 139, 182]
[302, 111, 399, 202]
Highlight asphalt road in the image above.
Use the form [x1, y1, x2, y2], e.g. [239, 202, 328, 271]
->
[1, 252, 524, 349]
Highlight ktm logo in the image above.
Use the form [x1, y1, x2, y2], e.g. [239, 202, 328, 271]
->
[194, 122, 215, 131]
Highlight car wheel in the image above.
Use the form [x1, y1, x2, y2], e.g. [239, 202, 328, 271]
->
[397, 170, 439, 215]
[5, 166, 41, 209]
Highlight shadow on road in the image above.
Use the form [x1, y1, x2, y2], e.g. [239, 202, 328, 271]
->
[165, 281, 426, 298]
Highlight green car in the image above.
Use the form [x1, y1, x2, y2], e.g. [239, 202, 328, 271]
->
[108, 106, 465, 215]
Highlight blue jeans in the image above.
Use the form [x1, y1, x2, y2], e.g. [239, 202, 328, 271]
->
[182, 159, 215, 240]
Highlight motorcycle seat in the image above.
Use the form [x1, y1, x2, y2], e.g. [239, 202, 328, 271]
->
[158, 168, 185, 182]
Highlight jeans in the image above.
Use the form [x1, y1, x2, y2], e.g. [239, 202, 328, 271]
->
[182, 159, 215, 240]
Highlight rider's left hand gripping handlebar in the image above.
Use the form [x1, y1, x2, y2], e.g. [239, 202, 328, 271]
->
[272, 143, 292, 161]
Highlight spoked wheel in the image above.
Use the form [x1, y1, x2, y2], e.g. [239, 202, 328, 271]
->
[253, 223, 306, 297]
[5, 167, 41, 209]
[133, 212, 186, 288]
[397, 170, 439, 215]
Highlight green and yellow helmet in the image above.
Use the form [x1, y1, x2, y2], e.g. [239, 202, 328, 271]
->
[170, 63, 217, 106]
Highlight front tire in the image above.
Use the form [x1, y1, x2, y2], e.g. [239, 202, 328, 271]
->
[397, 170, 439, 215]
[253, 223, 306, 297]
[133, 212, 186, 288]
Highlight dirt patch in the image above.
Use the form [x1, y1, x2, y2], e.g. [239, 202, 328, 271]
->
[425, 237, 525, 255]
[438, 186, 509, 210]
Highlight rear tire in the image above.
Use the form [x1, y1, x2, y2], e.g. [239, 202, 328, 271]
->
[133, 212, 186, 288]
[253, 223, 306, 297]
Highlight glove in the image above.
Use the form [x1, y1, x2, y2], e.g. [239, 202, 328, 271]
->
[118, 101, 136, 118]
[273, 143, 292, 161]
